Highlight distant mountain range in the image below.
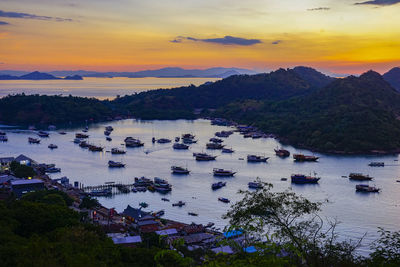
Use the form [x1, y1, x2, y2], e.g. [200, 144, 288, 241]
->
[0, 71, 82, 80]
[0, 67, 258, 79]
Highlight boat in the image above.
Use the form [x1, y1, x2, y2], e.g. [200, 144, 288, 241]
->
[154, 177, 172, 193]
[45, 167, 61, 173]
[157, 138, 171, 144]
[206, 142, 224, 149]
[248, 181, 263, 189]
[131, 187, 138, 193]
[218, 197, 230, 203]
[211, 181, 226, 190]
[76, 133, 89, 138]
[247, 155, 268, 162]
[182, 133, 195, 139]
[222, 148, 234, 153]
[161, 198, 170, 202]
[368, 162, 384, 167]
[79, 141, 89, 148]
[173, 143, 189, 150]
[0, 131, 6, 135]
[111, 148, 126, 154]
[108, 160, 125, 168]
[349, 173, 373, 181]
[356, 184, 380, 193]
[182, 138, 197, 144]
[195, 153, 217, 161]
[0, 135, 8, 142]
[116, 184, 130, 193]
[124, 137, 144, 147]
[104, 130, 111, 136]
[73, 138, 81, 144]
[251, 133, 263, 139]
[58, 131, 67, 135]
[274, 148, 290, 157]
[213, 168, 236, 177]
[82, 129, 88, 133]
[134, 177, 153, 186]
[28, 137, 40, 144]
[106, 137, 112, 141]
[48, 144, 58, 149]
[175, 137, 180, 142]
[136, 186, 147, 192]
[37, 131, 49, 137]
[171, 166, 190, 174]
[154, 210, 165, 217]
[139, 202, 148, 208]
[291, 174, 320, 184]
[209, 137, 223, 143]
[105, 126, 113, 131]
[88, 145, 103, 152]
[293, 154, 319, 162]
[188, 212, 198, 216]
[172, 201, 185, 207]
[281, 178, 288, 181]
[152, 137, 156, 143]
[215, 131, 233, 138]
[90, 188, 112, 197]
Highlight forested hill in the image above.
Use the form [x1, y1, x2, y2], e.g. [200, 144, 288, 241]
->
[214, 71, 400, 153]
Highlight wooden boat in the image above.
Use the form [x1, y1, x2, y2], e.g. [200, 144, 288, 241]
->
[274, 148, 290, 157]
[90, 188, 112, 197]
[157, 138, 171, 144]
[88, 145, 103, 152]
[195, 153, 217, 161]
[188, 212, 198, 216]
[171, 166, 190, 174]
[111, 148, 126, 154]
[247, 155, 268, 162]
[222, 148, 234, 153]
[218, 197, 230, 203]
[173, 143, 189, 149]
[0, 135, 8, 142]
[291, 174, 320, 184]
[209, 137, 223, 143]
[213, 168, 236, 177]
[206, 142, 224, 149]
[48, 144, 58, 149]
[37, 131, 49, 137]
[293, 154, 318, 162]
[172, 201, 185, 207]
[28, 137, 40, 144]
[76, 133, 89, 138]
[356, 184, 380, 193]
[368, 162, 384, 167]
[248, 181, 263, 189]
[108, 160, 125, 168]
[124, 137, 144, 147]
[212, 181, 226, 190]
[349, 173, 373, 181]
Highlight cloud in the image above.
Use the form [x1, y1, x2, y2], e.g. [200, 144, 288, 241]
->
[0, 10, 72, 22]
[307, 7, 331, 11]
[170, 35, 262, 46]
[271, 40, 282, 45]
[0, 21, 9, 25]
[354, 0, 400, 5]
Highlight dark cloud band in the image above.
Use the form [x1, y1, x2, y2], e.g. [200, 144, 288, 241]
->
[171, 35, 262, 46]
[0, 21, 10, 25]
[0, 10, 72, 22]
[307, 7, 331, 11]
[355, 0, 400, 5]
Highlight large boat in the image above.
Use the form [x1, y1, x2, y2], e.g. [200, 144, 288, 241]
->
[28, 137, 41, 144]
[0, 135, 8, 142]
[195, 153, 217, 161]
[90, 188, 112, 197]
[213, 168, 236, 177]
[291, 174, 320, 184]
[173, 143, 189, 150]
[209, 137, 223, 143]
[88, 145, 103, 152]
[182, 138, 197, 144]
[247, 155, 268, 162]
[248, 181, 263, 189]
[79, 141, 90, 148]
[274, 148, 290, 157]
[218, 197, 230, 203]
[222, 148, 234, 153]
[182, 133, 195, 139]
[356, 184, 380, 193]
[157, 138, 171, 144]
[37, 131, 49, 137]
[48, 144, 58, 149]
[111, 148, 126, 154]
[171, 166, 190, 174]
[124, 137, 144, 147]
[134, 177, 153, 187]
[212, 181, 226, 190]
[206, 142, 224, 149]
[108, 160, 125, 168]
[215, 130, 233, 138]
[76, 133, 89, 139]
[368, 162, 384, 167]
[349, 173, 373, 181]
[293, 154, 319, 162]
[73, 138, 81, 144]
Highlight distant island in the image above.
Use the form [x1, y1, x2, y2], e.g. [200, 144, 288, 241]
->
[2, 66, 400, 154]
[0, 71, 83, 80]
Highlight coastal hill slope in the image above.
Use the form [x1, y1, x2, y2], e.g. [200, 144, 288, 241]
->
[383, 67, 400, 91]
[0, 71, 82, 80]
[215, 71, 400, 153]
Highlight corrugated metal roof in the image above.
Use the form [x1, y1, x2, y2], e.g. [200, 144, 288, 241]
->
[112, 235, 142, 244]
[156, 228, 178, 236]
[11, 179, 43, 186]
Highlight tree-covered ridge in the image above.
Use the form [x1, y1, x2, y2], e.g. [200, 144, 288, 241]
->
[0, 94, 115, 126]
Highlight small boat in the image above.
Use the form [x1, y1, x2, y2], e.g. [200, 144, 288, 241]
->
[209, 137, 223, 143]
[28, 137, 40, 144]
[291, 174, 320, 184]
[182, 138, 197, 144]
[104, 130, 111, 136]
[139, 202, 148, 208]
[175, 137, 180, 142]
[171, 166, 190, 174]
[206, 142, 224, 149]
[154, 177, 172, 193]
[76, 133, 89, 139]
[251, 133, 262, 139]
[213, 168, 236, 177]
[152, 137, 156, 143]
[293, 154, 319, 162]
[155, 210, 165, 217]
[58, 131, 67, 135]
[82, 129, 88, 133]
[106, 137, 112, 141]
[281, 178, 287, 181]
[79, 141, 89, 148]
[37, 131, 49, 137]
[0, 135, 8, 142]
[48, 144, 58, 149]
[134, 177, 153, 187]
[218, 197, 230, 203]
[73, 138, 81, 144]
[124, 137, 144, 147]
[157, 138, 171, 144]
[90, 188, 112, 197]
[88, 145, 103, 152]
[247, 155, 268, 162]
[349, 173, 373, 181]
[215, 131, 233, 138]
[105, 126, 113, 131]
[111, 148, 126, 154]
[188, 212, 198, 216]
[161, 198, 170, 202]
[108, 160, 125, 168]
[356, 184, 380, 193]
[45, 167, 61, 173]
[136, 186, 147, 192]
[274, 148, 290, 157]
[172, 201, 185, 207]
[195, 153, 217, 161]
[248, 181, 263, 189]
[173, 143, 189, 150]
[131, 187, 138, 193]
[368, 162, 384, 167]
[116, 185, 130, 193]
[222, 148, 234, 153]
[0, 131, 6, 135]
[212, 181, 226, 190]
[182, 133, 195, 139]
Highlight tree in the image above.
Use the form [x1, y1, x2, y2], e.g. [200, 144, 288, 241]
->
[10, 161, 36, 178]
[368, 228, 400, 266]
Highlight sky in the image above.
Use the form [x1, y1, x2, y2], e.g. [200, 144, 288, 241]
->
[0, 0, 400, 74]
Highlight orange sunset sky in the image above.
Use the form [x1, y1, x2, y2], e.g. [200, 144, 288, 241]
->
[0, 0, 400, 74]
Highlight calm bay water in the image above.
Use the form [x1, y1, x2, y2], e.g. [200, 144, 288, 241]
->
[0, 77, 219, 100]
[1, 119, 400, 254]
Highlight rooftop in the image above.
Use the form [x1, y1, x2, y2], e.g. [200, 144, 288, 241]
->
[11, 179, 44, 186]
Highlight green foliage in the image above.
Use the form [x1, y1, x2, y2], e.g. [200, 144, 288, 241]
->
[368, 228, 400, 266]
[10, 161, 36, 178]
[154, 249, 194, 267]
[21, 190, 73, 206]
[79, 196, 100, 209]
